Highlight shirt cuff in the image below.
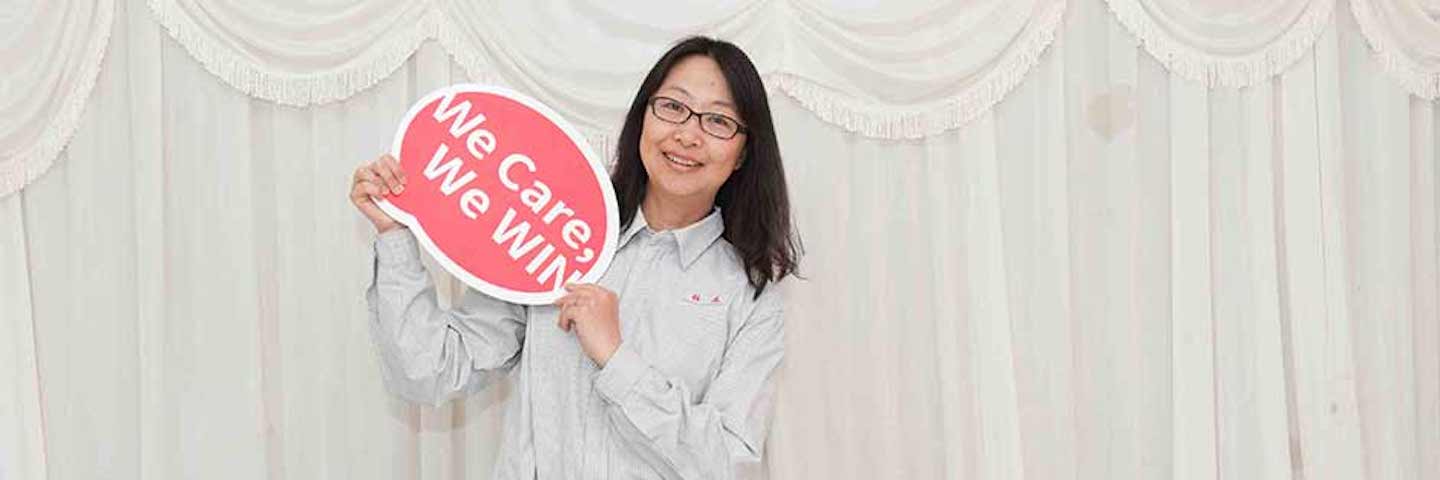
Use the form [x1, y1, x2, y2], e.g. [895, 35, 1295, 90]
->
[593, 343, 650, 405]
[375, 227, 418, 266]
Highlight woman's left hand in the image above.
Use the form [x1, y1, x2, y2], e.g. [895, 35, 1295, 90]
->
[555, 283, 622, 367]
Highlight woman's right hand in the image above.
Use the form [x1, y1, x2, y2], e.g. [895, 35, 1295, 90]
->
[350, 154, 407, 233]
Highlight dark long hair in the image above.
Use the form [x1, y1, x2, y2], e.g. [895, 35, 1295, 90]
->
[611, 36, 799, 297]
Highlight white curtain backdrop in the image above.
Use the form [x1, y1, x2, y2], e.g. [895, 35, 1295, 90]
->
[147, 0, 1065, 141]
[0, 0, 113, 196]
[1350, 0, 1440, 99]
[3, 0, 1438, 479]
[1104, 0, 1334, 87]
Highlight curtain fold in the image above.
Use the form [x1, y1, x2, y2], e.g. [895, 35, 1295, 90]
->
[145, 0, 1066, 143]
[0, 0, 114, 196]
[1103, 0, 1334, 87]
[145, 0, 435, 105]
[1349, 0, 1440, 99]
[11, 0, 1439, 200]
[773, 0, 1066, 138]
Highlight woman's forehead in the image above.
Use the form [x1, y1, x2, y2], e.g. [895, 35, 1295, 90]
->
[658, 57, 736, 112]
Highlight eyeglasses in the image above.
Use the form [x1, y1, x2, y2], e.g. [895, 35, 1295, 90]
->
[648, 96, 748, 140]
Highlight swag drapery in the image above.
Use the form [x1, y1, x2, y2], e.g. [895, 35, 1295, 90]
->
[1350, 0, 1440, 98]
[0, 0, 113, 196]
[145, 0, 1067, 138]
[9, 0, 1440, 198]
[2, 0, 1439, 478]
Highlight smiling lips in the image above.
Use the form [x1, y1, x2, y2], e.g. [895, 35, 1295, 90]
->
[663, 152, 701, 169]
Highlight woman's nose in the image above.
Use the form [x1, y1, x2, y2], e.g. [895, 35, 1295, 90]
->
[673, 118, 704, 147]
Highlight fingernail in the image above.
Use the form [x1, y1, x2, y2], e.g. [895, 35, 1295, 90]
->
[393, 186, 403, 195]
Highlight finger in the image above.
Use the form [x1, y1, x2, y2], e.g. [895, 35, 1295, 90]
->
[570, 283, 605, 293]
[374, 160, 403, 195]
[557, 305, 577, 332]
[553, 294, 579, 310]
[362, 182, 384, 199]
[353, 163, 377, 182]
[355, 167, 384, 191]
[559, 296, 587, 314]
[568, 294, 597, 311]
[362, 163, 397, 195]
[564, 283, 599, 296]
[350, 186, 391, 223]
[381, 154, 407, 185]
[349, 178, 370, 203]
[557, 298, 577, 324]
[568, 284, 610, 302]
[559, 286, 595, 304]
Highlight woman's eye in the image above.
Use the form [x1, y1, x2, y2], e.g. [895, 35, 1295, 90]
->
[707, 115, 731, 127]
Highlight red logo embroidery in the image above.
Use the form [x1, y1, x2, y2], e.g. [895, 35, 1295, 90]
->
[690, 293, 702, 302]
[711, 295, 721, 304]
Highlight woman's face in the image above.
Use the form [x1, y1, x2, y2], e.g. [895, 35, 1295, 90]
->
[639, 55, 746, 203]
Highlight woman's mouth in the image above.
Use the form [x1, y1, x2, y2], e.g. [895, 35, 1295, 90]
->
[664, 152, 701, 168]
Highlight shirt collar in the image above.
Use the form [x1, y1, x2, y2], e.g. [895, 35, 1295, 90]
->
[618, 207, 726, 271]
[617, 209, 652, 249]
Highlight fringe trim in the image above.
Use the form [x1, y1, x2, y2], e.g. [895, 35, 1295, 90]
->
[1105, 0, 1334, 88]
[1349, 0, 1440, 100]
[1, 0, 115, 198]
[147, 0, 1068, 141]
[147, 0, 442, 107]
[769, 1, 1066, 139]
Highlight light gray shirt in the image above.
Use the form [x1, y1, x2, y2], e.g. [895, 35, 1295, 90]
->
[365, 208, 785, 479]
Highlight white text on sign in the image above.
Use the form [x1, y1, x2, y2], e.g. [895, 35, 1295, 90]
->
[421, 93, 598, 292]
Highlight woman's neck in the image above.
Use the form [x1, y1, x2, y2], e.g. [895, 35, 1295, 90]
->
[640, 189, 713, 231]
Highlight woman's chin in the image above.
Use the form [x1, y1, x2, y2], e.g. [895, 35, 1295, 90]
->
[647, 177, 712, 202]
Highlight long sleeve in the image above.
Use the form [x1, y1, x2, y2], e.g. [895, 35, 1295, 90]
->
[365, 228, 528, 407]
[591, 285, 785, 479]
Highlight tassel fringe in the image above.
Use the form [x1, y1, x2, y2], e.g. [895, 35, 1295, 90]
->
[1104, 0, 1334, 88]
[1, 0, 115, 198]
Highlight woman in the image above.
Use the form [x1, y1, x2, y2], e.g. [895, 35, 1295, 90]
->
[349, 36, 799, 479]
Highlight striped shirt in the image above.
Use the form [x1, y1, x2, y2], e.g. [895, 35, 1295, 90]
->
[365, 208, 785, 479]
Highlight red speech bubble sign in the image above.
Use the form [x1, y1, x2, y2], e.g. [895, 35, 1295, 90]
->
[376, 84, 619, 305]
